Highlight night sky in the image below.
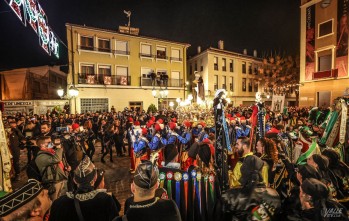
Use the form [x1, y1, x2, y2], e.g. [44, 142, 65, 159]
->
[0, 0, 300, 70]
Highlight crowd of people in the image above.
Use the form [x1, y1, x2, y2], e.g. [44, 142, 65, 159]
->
[0, 93, 349, 221]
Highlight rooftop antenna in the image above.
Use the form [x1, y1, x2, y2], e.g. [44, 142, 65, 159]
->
[123, 10, 131, 30]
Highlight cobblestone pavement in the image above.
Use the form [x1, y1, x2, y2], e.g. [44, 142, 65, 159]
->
[12, 142, 132, 214]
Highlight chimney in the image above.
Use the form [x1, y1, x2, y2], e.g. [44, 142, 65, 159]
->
[253, 50, 257, 57]
[218, 40, 224, 50]
[197, 46, 201, 54]
[243, 49, 247, 55]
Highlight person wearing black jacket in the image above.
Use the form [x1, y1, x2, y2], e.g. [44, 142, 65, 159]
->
[113, 119, 125, 157]
[8, 118, 24, 181]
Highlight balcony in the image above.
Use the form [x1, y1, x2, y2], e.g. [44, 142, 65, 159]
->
[78, 73, 131, 86]
[313, 69, 338, 80]
[248, 68, 253, 74]
[230, 67, 234, 72]
[170, 57, 182, 62]
[141, 78, 183, 87]
[78, 45, 130, 55]
[222, 66, 227, 72]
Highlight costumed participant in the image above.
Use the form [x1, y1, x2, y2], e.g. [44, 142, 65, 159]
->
[0, 179, 51, 221]
[322, 148, 349, 205]
[127, 120, 142, 173]
[133, 127, 150, 169]
[213, 89, 232, 191]
[180, 120, 194, 171]
[255, 137, 278, 187]
[214, 154, 281, 221]
[290, 178, 348, 221]
[238, 117, 251, 138]
[186, 143, 219, 221]
[0, 111, 12, 196]
[294, 126, 321, 164]
[148, 120, 166, 167]
[229, 136, 252, 187]
[196, 122, 208, 143]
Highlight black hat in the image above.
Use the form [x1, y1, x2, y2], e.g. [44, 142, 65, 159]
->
[0, 179, 43, 217]
[198, 143, 211, 167]
[301, 178, 329, 201]
[74, 156, 97, 185]
[134, 161, 158, 189]
[164, 144, 178, 166]
[311, 154, 329, 171]
[297, 164, 322, 180]
[322, 149, 340, 168]
[239, 155, 264, 186]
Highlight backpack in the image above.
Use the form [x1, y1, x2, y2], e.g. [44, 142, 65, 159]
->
[26, 152, 57, 182]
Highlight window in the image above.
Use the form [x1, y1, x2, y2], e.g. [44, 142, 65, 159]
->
[98, 39, 111, 52]
[318, 49, 332, 72]
[254, 81, 258, 92]
[242, 62, 246, 74]
[141, 68, 152, 78]
[33, 81, 40, 92]
[194, 62, 197, 72]
[156, 46, 167, 59]
[242, 78, 246, 91]
[214, 75, 218, 90]
[171, 71, 180, 87]
[116, 66, 128, 76]
[214, 57, 218, 70]
[222, 58, 226, 71]
[318, 19, 333, 38]
[230, 60, 234, 72]
[248, 63, 252, 74]
[171, 49, 181, 61]
[80, 36, 94, 50]
[81, 64, 95, 74]
[248, 79, 253, 92]
[230, 77, 234, 91]
[50, 74, 57, 83]
[200, 65, 203, 71]
[81, 98, 109, 113]
[222, 76, 226, 89]
[98, 65, 111, 75]
[140, 44, 152, 57]
[116, 41, 128, 55]
[318, 55, 332, 71]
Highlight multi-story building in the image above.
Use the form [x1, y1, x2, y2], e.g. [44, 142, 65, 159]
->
[300, 0, 349, 107]
[66, 23, 190, 113]
[0, 65, 68, 115]
[187, 41, 263, 106]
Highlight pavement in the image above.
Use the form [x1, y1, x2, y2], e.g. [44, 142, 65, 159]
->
[12, 141, 132, 214]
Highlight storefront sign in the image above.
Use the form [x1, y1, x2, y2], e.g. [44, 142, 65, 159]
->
[4, 101, 33, 106]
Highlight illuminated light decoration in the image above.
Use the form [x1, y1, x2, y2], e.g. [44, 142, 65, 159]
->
[5, 0, 26, 25]
[49, 28, 59, 59]
[5, 0, 60, 59]
[37, 2, 50, 54]
[24, 0, 38, 33]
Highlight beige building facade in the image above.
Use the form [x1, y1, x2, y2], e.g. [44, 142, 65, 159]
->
[66, 24, 190, 113]
[188, 43, 263, 106]
[299, 0, 349, 107]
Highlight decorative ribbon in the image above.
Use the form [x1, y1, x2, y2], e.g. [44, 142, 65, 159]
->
[320, 111, 339, 145]
[191, 170, 197, 206]
[209, 174, 215, 204]
[339, 99, 348, 144]
[297, 138, 317, 165]
[159, 172, 165, 189]
[183, 172, 189, 213]
[196, 171, 202, 214]
[326, 112, 341, 148]
[166, 172, 173, 199]
[204, 175, 209, 214]
[174, 172, 182, 209]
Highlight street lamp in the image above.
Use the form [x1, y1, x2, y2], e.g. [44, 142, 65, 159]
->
[57, 85, 79, 113]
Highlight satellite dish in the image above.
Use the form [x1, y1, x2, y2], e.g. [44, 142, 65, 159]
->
[321, 0, 331, 8]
